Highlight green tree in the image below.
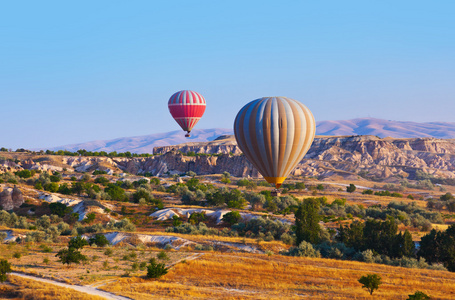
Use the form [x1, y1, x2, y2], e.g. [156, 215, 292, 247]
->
[44, 182, 59, 192]
[105, 183, 127, 201]
[16, 169, 32, 178]
[295, 182, 305, 190]
[68, 235, 89, 250]
[172, 215, 182, 227]
[49, 202, 70, 217]
[222, 211, 242, 226]
[440, 192, 454, 201]
[346, 183, 356, 193]
[400, 230, 415, 257]
[407, 291, 430, 300]
[358, 274, 382, 295]
[189, 212, 206, 225]
[0, 259, 12, 282]
[221, 171, 231, 184]
[295, 198, 321, 245]
[146, 258, 168, 279]
[56, 248, 87, 266]
[244, 192, 266, 210]
[89, 234, 110, 247]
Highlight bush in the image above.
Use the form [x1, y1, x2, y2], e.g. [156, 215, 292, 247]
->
[157, 251, 169, 261]
[407, 291, 430, 300]
[222, 211, 242, 225]
[68, 235, 89, 250]
[284, 241, 321, 257]
[0, 259, 12, 282]
[346, 184, 356, 193]
[49, 202, 70, 217]
[89, 234, 110, 247]
[146, 258, 168, 279]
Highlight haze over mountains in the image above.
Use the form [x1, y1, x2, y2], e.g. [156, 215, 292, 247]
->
[45, 118, 455, 153]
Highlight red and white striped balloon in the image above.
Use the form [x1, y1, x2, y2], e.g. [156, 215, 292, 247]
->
[168, 90, 206, 137]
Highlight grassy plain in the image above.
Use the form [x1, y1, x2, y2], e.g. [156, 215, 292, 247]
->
[101, 252, 455, 299]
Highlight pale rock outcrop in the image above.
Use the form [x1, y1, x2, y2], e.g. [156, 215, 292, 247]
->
[0, 186, 24, 210]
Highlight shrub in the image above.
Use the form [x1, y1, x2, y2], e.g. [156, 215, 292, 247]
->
[157, 251, 169, 261]
[68, 235, 89, 250]
[146, 258, 168, 279]
[89, 234, 110, 247]
[222, 211, 242, 225]
[284, 241, 321, 257]
[346, 184, 356, 193]
[104, 248, 113, 256]
[407, 291, 430, 300]
[49, 202, 70, 217]
[13, 252, 21, 259]
[0, 259, 12, 282]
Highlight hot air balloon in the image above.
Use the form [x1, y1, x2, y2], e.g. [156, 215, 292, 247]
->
[234, 97, 315, 193]
[168, 90, 206, 137]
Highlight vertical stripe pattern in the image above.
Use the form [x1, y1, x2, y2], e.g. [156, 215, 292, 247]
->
[168, 90, 206, 134]
[234, 97, 316, 188]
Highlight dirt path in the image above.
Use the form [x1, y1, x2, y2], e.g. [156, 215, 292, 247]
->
[10, 272, 132, 300]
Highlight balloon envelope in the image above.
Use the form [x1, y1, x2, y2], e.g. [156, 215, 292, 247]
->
[234, 97, 315, 188]
[168, 90, 206, 137]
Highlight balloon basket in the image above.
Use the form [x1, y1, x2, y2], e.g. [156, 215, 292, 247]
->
[271, 189, 281, 197]
[185, 133, 191, 137]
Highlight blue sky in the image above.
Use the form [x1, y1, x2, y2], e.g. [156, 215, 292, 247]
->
[1, 1, 454, 149]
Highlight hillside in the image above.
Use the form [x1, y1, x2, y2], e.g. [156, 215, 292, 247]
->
[5, 135, 455, 182]
[41, 118, 455, 153]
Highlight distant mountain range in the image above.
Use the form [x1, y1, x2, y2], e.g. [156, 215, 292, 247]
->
[45, 118, 455, 153]
[317, 118, 455, 139]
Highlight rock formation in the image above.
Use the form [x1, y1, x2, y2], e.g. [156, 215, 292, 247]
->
[0, 185, 23, 210]
[2, 135, 455, 181]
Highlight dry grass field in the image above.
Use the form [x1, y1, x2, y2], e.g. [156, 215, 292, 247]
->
[100, 252, 455, 299]
[0, 275, 105, 300]
[0, 242, 190, 285]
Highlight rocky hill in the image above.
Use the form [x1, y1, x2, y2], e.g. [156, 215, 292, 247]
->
[4, 135, 455, 182]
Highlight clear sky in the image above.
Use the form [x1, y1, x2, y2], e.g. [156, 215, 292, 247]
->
[1, 1, 454, 149]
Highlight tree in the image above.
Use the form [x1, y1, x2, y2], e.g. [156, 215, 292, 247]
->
[189, 212, 206, 225]
[407, 291, 430, 300]
[222, 211, 242, 226]
[104, 183, 127, 201]
[400, 230, 415, 257]
[295, 182, 305, 191]
[0, 259, 12, 282]
[244, 192, 266, 210]
[56, 247, 87, 266]
[441, 192, 454, 201]
[49, 202, 70, 217]
[221, 171, 231, 184]
[89, 234, 110, 247]
[295, 198, 321, 245]
[346, 184, 356, 193]
[68, 235, 89, 250]
[146, 258, 168, 279]
[172, 215, 182, 227]
[358, 274, 382, 295]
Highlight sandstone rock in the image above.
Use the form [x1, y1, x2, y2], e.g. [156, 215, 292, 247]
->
[0, 188, 13, 210]
[12, 186, 24, 207]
